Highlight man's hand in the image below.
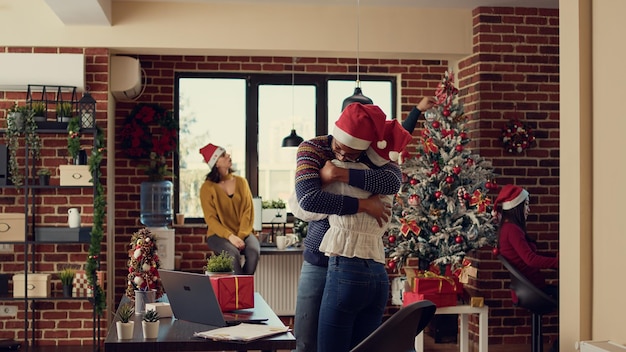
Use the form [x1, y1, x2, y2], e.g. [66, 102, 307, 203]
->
[417, 96, 437, 112]
[358, 194, 392, 227]
[320, 160, 349, 186]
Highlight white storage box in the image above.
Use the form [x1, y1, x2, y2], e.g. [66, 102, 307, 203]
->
[59, 165, 93, 186]
[13, 273, 51, 298]
[145, 302, 173, 318]
[0, 213, 26, 242]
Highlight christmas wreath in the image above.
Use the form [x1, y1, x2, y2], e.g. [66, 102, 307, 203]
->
[120, 103, 178, 180]
[501, 119, 535, 154]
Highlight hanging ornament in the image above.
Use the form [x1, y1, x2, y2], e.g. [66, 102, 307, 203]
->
[432, 121, 440, 129]
[400, 219, 421, 237]
[431, 225, 440, 233]
[388, 235, 396, 243]
[445, 175, 454, 184]
[408, 194, 420, 206]
[455, 145, 464, 152]
[469, 190, 492, 213]
[443, 109, 450, 117]
[410, 178, 418, 185]
[388, 260, 397, 270]
[424, 110, 437, 122]
[434, 191, 442, 199]
[455, 235, 463, 244]
[492, 247, 500, 256]
[453, 166, 461, 175]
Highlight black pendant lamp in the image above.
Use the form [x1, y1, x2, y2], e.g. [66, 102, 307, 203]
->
[282, 58, 304, 148]
[341, 0, 373, 111]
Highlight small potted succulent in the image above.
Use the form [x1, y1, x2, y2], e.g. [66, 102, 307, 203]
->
[141, 309, 160, 339]
[59, 267, 76, 297]
[203, 250, 234, 276]
[115, 302, 135, 340]
[37, 168, 51, 186]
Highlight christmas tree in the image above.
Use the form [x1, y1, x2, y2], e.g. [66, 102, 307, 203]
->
[385, 71, 498, 272]
[126, 227, 164, 300]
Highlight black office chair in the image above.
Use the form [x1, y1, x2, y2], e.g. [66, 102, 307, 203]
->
[350, 300, 436, 352]
[498, 255, 558, 352]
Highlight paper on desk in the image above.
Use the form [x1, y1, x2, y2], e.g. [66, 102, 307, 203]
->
[193, 323, 290, 342]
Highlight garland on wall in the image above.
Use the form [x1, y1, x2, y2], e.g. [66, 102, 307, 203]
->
[85, 125, 106, 316]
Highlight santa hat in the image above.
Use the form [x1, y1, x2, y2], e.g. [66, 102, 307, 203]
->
[494, 184, 529, 210]
[333, 103, 387, 151]
[366, 120, 413, 166]
[199, 143, 225, 169]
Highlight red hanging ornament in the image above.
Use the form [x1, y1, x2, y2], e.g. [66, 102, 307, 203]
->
[485, 181, 492, 189]
[445, 176, 454, 184]
[455, 145, 463, 152]
[432, 121, 440, 129]
[388, 235, 396, 243]
[466, 158, 474, 166]
[388, 260, 397, 270]
[455, 236, 463, 244]
[460, 131, 468, 139]
[453, 166, 461, 175]
[492, 247, 500, 256]
[443, 109, 451, 117]
[431, 225, 440, 233]
[408, 194, 420, 206]
[410, 178, 418, 185]
[434, 191, 442, 199]
[463, 192, 472, 201]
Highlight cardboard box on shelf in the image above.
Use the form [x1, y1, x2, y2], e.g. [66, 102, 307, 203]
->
[13, 273, 51, 298]
[0, 213, 26, 242]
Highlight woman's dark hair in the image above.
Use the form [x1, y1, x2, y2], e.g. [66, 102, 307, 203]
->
[497, 200, 535, 245]
[205, 166, 236, 183]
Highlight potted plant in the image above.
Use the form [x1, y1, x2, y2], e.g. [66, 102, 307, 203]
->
[115, 302, 135, 340]
[141, 309, 160, 339]
[37, 168, 51, 186]
[5, 103, 42, 187]
[59, 267, 75, 297]
[56, 101, 74, 122]
[30, 101, 47, 122]
[203, 250, 234, 275]
[261, 199, 287, 223]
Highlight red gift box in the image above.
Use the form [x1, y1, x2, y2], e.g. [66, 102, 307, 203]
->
[413, 275, 461, 295]
[209, 275, 254, 311]
[403, 291, 457, 308]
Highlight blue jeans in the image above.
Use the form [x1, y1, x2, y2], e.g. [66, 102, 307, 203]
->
[294, 261, 327, 352]
[205, 234, 260, 275]
[317, 256, 389, 352]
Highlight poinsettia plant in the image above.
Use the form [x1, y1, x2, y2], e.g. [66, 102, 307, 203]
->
[120, 103, 177, 181]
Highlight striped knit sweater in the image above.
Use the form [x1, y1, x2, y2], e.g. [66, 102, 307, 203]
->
[294, 135, 402, 266]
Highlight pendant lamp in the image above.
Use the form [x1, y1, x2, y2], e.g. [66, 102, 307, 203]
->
[282, 58, 304, 148]
[341, 0, 373, 111]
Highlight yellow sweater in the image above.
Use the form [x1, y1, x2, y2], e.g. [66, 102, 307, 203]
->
[199, 175, 254, 239]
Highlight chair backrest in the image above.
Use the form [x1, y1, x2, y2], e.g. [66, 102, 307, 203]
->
[350, 300, 436, 352]
[498, 255, 558, 315]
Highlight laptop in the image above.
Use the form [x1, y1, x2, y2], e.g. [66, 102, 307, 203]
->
[159, 269, 268, 327]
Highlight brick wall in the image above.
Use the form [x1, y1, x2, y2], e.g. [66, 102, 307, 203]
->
[0, 5, 560, 347]
[0, 47, 110, 346]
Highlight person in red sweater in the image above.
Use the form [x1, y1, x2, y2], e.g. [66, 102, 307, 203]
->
[494, 184, 558, 299]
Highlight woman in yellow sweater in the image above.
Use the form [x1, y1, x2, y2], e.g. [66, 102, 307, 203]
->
[199, 143, 260, 275]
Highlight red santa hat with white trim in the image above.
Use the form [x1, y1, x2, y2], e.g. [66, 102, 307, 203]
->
[366, 120, 413, 167]
[199, 143, 225, 169]
[333, 103, 387, 151]
[494, 184, 529, 211]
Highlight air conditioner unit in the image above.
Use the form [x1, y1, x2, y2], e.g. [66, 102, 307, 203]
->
[111, 56, 143, 101]
[579, 341, 626, 352]
[0, 53, 85, 91]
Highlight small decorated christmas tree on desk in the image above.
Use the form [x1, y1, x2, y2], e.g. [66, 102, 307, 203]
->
[126, 228, 164, 314]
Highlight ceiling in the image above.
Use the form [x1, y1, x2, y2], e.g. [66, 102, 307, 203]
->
[44, 0, 558, 26]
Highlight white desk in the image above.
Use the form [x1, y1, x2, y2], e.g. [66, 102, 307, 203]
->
[415, 304, 488, 352]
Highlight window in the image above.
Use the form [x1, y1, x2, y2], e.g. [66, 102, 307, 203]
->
[176, 73, 395, 222]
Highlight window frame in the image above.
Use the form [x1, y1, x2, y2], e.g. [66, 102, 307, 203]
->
[174, 72, 397, 223]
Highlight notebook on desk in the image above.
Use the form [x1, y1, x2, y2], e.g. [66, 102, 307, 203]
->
[159, 269, 268, 327]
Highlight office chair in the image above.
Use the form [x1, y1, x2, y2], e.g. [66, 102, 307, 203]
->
[498, 255, 558, 352]
[350, 300, 436, 352]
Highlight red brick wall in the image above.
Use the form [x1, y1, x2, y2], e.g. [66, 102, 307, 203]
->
[0, 5, 560, 347]
[456, 7, 560, 346]
[0, 47, 110, 346]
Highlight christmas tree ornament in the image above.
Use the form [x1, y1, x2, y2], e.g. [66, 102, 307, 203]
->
[424, 110, 437, 122]
[455, 236, 464, 244]
[455, 145, 464, 152]
[492, 248, 499, 256]
[432, 121, 440, 129]
[445, 176, 454, 184]
[453, 166, 462, 174]
[431, 225, 440, 233]
[410, 178, 418, 185]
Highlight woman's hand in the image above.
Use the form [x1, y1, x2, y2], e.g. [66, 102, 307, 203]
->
[228, 234, 245, 250]
[358, 194, 391, 227]
[417, 96, 437, 112]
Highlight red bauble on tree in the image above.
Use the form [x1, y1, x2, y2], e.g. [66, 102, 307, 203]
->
[455, 236, 463, 244]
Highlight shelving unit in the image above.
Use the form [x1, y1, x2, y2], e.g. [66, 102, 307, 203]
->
[26, 84, 77, 123]
[0, 115, 100, 350]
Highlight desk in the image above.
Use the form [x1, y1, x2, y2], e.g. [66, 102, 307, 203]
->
[104, 293, 295, 352]
[415, 305, 488, 352]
